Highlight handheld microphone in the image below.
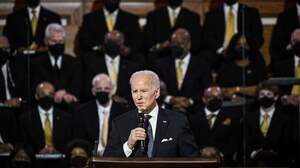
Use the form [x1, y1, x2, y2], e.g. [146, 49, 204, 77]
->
[137, 113, 145, 152]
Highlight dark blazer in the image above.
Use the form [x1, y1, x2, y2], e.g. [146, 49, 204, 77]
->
[31, 54, 82, 98]
[188, 107, 240, 161]
[0, 109, 19, 145]
[103, 108, 199, 157]
[77, 8, 142, 54]
[73, 100, 128, 145]
[144, 6, 202, 54]
[3, 6, 61, 50]
[203, 3, 263, 52]
[272, 57, 295, 94]
[245, 108, 292, 164]
[82, 51, 141, 101]
[153, 55, 211, 104]
[270, 6, 300, 66]
[19, 107, 72, 153]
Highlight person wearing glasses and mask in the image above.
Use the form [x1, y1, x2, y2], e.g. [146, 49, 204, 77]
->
[73, 73, 127, 156]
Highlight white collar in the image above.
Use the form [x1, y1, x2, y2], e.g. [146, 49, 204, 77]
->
[260, 105, 275, 118]
[297, 3, 300, 15]
[105, 54, 120, 62]
[38, 105, 54, 116]
[48, 53, 62, 68]
[103, 8, 119, 16]
[175, 52, 191, 64]
[27, 5, 41, 15]
[224, 2, 239, 12]
[294, 55, 300, 67]
[204, 107, 220, 116]
[167, 6, 181, 14]
[139, 104, 159, 119]
[96, 99, 112, 113]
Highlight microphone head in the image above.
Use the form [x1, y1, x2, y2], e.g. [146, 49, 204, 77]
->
[137, 113, 144, 124]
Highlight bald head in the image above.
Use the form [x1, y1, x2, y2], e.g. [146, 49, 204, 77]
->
[104, 30, 125, 45]
[291, 28, 300, 45]
[170, 28, 191, 58]
[203, 87, 223, 112]
[36, 82, 55, 98]
[103, 30, 124, 57]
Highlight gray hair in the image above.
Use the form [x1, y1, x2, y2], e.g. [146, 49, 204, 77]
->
[291, 28, 300, 44]
[45, 23, 66, 40]
[92, 73, 113, 88]
[129, 70, 160, 89]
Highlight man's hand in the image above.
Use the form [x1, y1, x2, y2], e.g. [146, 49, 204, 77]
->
[4, 98, 22, 107]
[112, 95, 128, 105]
[54, 90, 67, 103]
[170, 96, 191, 112]
[127, 128, 146, 150]
[63, 93, 78, 104]
[0, 143, 14, 153]
[38, 146, 58, 154]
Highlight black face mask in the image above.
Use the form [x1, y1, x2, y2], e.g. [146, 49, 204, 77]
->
[48, 44, 65, 58]
[168, 0, 183, 8]
[259, 96, 275, 109]
[96, 91, 110, 105]
[224, 0, 237, 5]
[105, 0, 120, 13]
[0, 48, 10, 65]
[104, 41, 121, 58]
[235, 47, 250, 60]
[70, 156, 88, 168]
[12, 160, 32, 168]
[293, 42, 300, 56]
[170, 45, 184, 59]
[26, 0, 40, 8]
[206, 97, 223, 112]
[38, 96, 54, 111]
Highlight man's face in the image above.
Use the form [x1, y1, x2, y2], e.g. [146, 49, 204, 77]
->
[131, 75, 159, 113]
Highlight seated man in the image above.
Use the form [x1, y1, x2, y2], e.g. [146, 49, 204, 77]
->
[73, 73, 127, 156]
[245, 82, 292, 166]
[104, 70, 199, 157]
[153, 28, 211, 113]
[188, 86, 240, 165]
[19, 82, 72, 154]
[31, 23, 81, 106]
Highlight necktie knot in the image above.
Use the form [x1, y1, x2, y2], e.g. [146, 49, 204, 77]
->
[207, 113, 216, 120]
[31, 9, 36, 15]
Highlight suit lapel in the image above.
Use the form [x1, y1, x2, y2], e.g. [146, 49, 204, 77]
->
[90, 101, 100, 139]
[219, 6, 226, 42]
[35, 7, 45, 41]
[169, 59, 179, 93]
[152, 108, 169, 157]
[32, 109, 45, 147]
[180, 56, 193, 92]
[52, 109, 59, 146]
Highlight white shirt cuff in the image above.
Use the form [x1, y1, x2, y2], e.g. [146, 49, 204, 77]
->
[217, 47, 224, 54]
[164, 95, 172, 104]
[250, 150, 258, 159]
[123, 141, 133, 157]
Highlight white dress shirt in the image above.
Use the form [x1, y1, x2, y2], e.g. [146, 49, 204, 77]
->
[1, 63, 11, 100]
[123, 104, 159, 157]
[27, 5, 41, 21]
[167, 6, 181, 24]
[204, 107, 220, 127]
[38, 106, 54, 130]
[96, 100, 112, 155]
[49, 54, 62, 69]
[0, 133, 4, 143]
[294, 55, 300, 74]
[104, 8, 119, 28]
[297, 3, 300, 16]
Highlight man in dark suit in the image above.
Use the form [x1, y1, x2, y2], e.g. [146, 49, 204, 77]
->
[82, 30, 141, 104]
[76, 0, 142, 55]
[0, 36, 23, 107]
[0, 109, 18, 152]
[104, 70, 199, 157]
[188, 86, 240, 165]
[143, 0, 202, 55]
[3, 0, 61, 51]
[19, 82, 71, 154]
[203, 0, 263, 69]
[73, 73, 127, 156]
[245, 82, 292, 166]
[270, 1, 300, 69]
[153, 28, 211, 113]
[32, 23, 81, 105]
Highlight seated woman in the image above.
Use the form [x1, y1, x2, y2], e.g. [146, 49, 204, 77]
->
[66, 139, 92, 168]
[218, 33, 267, 99]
